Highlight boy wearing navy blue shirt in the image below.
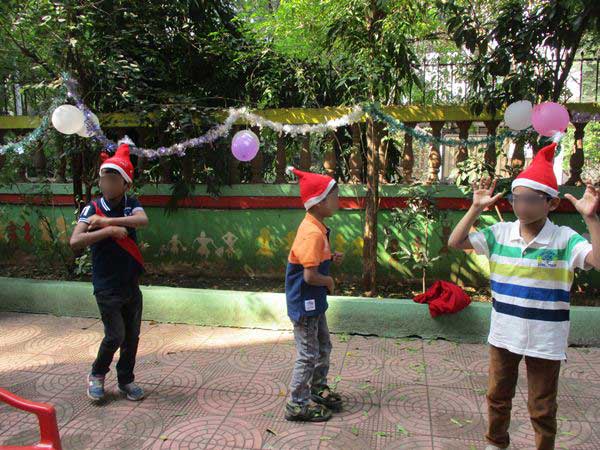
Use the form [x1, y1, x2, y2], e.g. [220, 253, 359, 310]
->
[70, 139, 148, 402]
[284, 167, 344, 422]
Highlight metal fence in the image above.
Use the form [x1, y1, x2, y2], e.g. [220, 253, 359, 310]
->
[405, 53, 599, 105]
[2, 53, 599, 115]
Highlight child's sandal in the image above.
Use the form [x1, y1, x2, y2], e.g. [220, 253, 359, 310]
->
[311, 385, 343, 411]
[285, 402, 332, 422]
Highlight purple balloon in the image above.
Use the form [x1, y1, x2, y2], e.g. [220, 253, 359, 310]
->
[531, 102, 570, 137]
[231, 130, 260, 162]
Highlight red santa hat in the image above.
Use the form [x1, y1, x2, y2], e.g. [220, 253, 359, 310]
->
[511, 142, 558, 198]
[413, 281, 471, 318]
[286, 166, 337, 210]
[99, 137, 135, 184]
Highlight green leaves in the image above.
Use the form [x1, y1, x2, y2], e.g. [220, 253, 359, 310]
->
[450, 417, 473, 428]
[439, 0, 597, 112]
[388, 185, 448, 292]
[330, 375, 343, 391]
[396, 424, 409, 436]
[374, 431, 390, 437]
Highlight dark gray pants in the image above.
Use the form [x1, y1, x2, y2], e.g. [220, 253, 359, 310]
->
[91, 285, 143, 385]
[289, 314, 332, 405]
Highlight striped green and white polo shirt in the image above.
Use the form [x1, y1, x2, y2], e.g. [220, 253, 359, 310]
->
[469, 219, 593, 360]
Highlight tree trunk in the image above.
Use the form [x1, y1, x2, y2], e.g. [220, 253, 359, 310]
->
[362, 118, 381, 296]
[484, 120, 500, 174]
[551, 6, 592, 102]
[566, 122, 587, 186]
[361, 0, 386, 296]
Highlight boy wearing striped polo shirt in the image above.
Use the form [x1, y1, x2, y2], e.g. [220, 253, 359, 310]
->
[448, 142, 600, 450]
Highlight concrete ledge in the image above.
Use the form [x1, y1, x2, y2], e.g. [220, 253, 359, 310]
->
[1, 277, 599, 345]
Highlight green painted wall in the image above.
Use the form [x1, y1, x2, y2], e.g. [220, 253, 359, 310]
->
[0, 183, 596, 288]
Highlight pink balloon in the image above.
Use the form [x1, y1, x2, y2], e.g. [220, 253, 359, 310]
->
[531, 102, 570, 137]
[231, 130, 260, 162]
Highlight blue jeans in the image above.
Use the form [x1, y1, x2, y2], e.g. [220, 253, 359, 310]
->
[289, 314, 332, 405]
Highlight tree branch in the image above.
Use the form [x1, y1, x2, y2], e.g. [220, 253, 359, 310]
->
[0, 22, 57, 78]
[552, 7, 592, 101]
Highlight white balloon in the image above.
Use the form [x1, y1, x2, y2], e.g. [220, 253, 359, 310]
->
[504, 100, 533, 131]
[52, 105, 85, 135]
[76, 112, 100, 137]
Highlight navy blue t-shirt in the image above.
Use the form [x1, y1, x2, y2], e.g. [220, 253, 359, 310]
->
[78, 195, 144, 294]
[285, 214, 332, 322]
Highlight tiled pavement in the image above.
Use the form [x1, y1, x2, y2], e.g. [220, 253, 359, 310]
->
[2, 312, 600, 449]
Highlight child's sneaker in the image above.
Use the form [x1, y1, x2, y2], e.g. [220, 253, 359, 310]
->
[285, 401, 332, 422]
[311, 385, 343, 412]
[118, 382, 145, 401]
[87, 374, 105, 401]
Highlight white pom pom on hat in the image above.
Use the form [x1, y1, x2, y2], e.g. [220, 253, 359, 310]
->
[118, 135, 135, 147]
[100, 136, 135, 183]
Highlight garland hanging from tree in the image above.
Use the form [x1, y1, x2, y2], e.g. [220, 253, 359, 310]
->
[0, 74, 560, 159]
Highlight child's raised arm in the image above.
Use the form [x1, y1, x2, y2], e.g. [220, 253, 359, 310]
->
[565, 183, 600, 270]
[448, 178, 503, 250]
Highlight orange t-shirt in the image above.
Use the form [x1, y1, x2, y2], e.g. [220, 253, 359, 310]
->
[285, 214, 332, 322]
[288, 214, 332, 267]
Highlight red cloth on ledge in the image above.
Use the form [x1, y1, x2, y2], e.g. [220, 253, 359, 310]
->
[413, 281, 471, 318]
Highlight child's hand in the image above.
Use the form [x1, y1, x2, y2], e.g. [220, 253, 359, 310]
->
[326, 277, 335, 295]
[332, 252, 344, 265]
[472, 178, 503, 211]
[565, 183, 600, 220]
[88, 215, 110, 230]
[109, 226, 128, 240]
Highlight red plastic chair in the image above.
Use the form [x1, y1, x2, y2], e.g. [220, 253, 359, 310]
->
[0, 388, 62, 450]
